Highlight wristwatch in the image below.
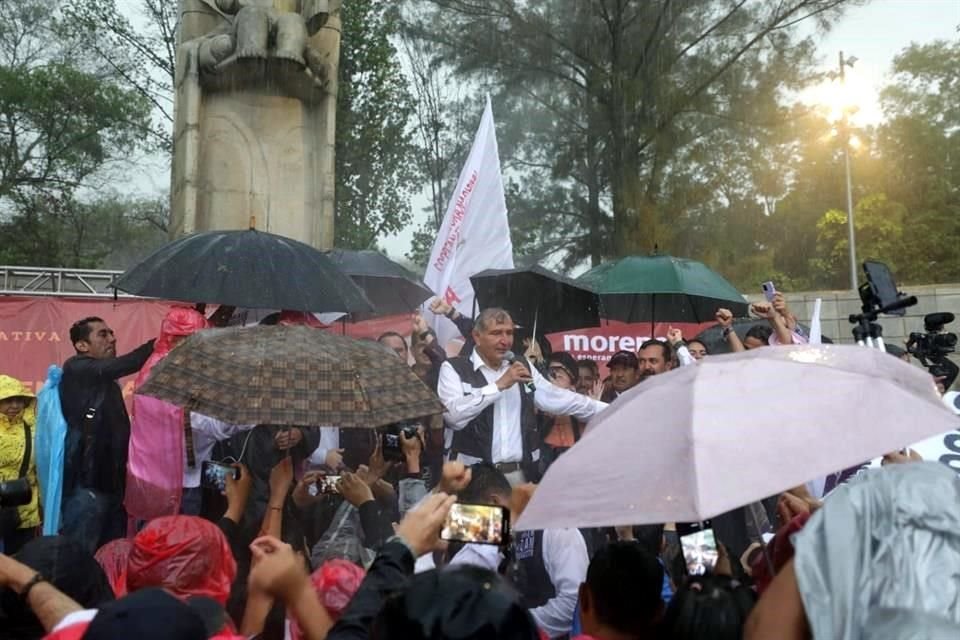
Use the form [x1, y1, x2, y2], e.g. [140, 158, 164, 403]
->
[19, 573, 45, 604]
[722, 327, 733, 339]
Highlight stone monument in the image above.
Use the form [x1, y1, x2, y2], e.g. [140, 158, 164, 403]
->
[170, 0, 342, 248]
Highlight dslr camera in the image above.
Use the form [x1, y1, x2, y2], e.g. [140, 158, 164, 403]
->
[907, 312, 959, 390]
[380, 421, 422, 461]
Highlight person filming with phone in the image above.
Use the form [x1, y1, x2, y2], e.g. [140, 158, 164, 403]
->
[437, 308, 608, 486]
[421, 462, 589, 639]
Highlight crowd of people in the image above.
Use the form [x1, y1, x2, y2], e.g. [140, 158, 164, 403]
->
[0, 291, 957, 640]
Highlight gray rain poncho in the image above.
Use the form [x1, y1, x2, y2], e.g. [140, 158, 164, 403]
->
[794, 462, 960, 640]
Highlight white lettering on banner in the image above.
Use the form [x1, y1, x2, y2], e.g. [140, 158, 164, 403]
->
[564, 335, 590, 352]
[564, 334, 651, 354]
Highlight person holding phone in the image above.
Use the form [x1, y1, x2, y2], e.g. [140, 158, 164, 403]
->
[437, 463, 590, 639]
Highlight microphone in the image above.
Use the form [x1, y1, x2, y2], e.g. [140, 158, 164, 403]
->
[503, 350, 536, 393]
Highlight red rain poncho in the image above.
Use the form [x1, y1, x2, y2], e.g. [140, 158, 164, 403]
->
[277, 310, 324, 327]
[126, 516, 237, 605]
[289, 559, 365, 640]
[95, 539, 133, 597]
[126, 307, 209, 520]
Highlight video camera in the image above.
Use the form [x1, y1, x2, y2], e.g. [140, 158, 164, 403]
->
[907, 312, 959, 390]
[0, 477, 32, 508]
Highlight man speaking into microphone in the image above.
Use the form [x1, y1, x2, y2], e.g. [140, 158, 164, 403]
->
[438, 307, 608, 485]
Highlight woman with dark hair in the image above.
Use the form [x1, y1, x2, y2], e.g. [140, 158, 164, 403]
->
[658, 575, 756, 640]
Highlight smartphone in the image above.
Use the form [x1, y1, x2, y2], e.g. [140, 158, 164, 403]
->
[441, 503, 509, 546]
[381, 432, 403, 461]
[317, 475, 341, 495]
[676, 522, 718, 576]
[863, 261, 905, 316]
[761, 281, 777, 302]
[201, 461, 239, 493]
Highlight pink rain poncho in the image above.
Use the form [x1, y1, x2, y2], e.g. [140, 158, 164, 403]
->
[125, 308, 209, 520]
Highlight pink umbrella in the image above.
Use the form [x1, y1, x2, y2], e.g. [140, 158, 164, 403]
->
[516, 345, 957, 531]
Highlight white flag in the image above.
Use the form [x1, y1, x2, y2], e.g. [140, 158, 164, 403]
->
[809, 298, 823, 345]
[423, 96, 514, 348]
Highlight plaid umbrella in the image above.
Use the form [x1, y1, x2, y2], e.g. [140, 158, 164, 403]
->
[137, 325, 442, 428]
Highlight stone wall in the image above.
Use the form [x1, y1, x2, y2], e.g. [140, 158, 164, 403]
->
[745, 283, 960, 347]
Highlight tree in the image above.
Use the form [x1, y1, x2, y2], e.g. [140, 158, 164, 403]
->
[334, 1, 420, 250]
[0, 193, 168, 268]
[61, 0, 178, 151]
[406, 0, 857, 265]
[811, 193, 906, 289]
[0, 1, 152, 212]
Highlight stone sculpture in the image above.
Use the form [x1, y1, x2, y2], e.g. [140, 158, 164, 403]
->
[170, 0, 342, 248]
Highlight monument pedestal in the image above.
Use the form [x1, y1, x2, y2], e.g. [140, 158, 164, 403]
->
[171, 0, 340, 249]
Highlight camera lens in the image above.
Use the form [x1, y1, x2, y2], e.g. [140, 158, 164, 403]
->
[0, 478, 32, 508]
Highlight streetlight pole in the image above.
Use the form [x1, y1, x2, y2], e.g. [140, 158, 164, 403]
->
[838, 51, 858, 290]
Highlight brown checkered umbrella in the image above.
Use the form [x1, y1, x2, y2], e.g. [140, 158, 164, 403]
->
[137, 325, 443, 428]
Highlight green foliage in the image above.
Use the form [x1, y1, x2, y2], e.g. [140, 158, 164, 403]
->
[334, 0, 419, 250]
[0, 193, 168, 268]
[0, 62, 152, 201]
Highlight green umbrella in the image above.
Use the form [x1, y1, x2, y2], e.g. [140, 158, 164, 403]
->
[577, 255, 748, 328]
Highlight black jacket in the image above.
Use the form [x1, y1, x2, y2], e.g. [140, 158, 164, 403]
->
[327, 540, 415, 640]
[59, 341, 154, 494]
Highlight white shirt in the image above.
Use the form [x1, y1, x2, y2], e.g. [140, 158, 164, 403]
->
[676, 344, 697, 367]
[308, 426, 341, 468]
[437, 350, 608, 463]
[414, 529, 589, 639]
[185, 413, 255, 488]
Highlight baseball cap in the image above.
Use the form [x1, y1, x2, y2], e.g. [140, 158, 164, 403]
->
[608, 350, 639, 369]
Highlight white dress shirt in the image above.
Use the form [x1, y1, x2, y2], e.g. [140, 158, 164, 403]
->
[308, 426, 342, 468]
[185, 413, 255, 488]
[437, 349, 608, 463]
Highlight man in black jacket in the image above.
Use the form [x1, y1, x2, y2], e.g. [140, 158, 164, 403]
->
[59, 317, 154, 552]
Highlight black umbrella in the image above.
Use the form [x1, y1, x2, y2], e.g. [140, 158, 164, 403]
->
[114, 229, 374, 313]
[324, 249, 433, 316]
[694, 318, 832, 355]
[470, 265, 602, 336]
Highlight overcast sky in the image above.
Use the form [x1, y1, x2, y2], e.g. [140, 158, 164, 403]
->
[120, 0, 960, 260]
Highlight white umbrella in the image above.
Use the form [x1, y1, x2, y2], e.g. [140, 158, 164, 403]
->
[516, 345, 958, 531]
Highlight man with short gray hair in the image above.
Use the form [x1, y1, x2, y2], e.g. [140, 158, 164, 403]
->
[437, 308, 607, 485]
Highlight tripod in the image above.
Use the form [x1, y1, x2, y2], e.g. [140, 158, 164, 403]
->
[849, 281, 917, 351]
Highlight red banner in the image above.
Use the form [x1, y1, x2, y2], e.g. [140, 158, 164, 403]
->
[546, 320, 715, 364]
[0, 296, 175, 398]
[0, 296, 716, 399]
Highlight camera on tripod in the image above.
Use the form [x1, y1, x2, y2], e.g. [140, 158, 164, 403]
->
[849, 261, 917, 350]
[907, 312, 959, 389]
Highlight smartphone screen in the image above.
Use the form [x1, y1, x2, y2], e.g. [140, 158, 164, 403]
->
[677, 523, 718, 576]
[381, 431, 404, 461]
[441, 503, 508, 545]
[317, 475, 341, 495]
[201, 461, 237, 493]
[863, 261, 905, 315]
[761, 281, 777, 302]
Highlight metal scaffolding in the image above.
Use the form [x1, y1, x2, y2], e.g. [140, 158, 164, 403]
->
[0, 266, 134, 298]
